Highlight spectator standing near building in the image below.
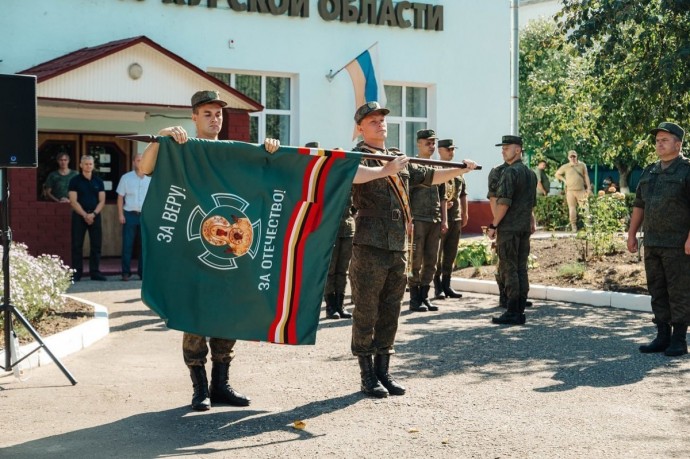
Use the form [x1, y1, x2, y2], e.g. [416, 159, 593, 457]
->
[44, 152, 78, 203]
[116, 153, 151, 281]
[68, 155, 106, 281]
[408, 129, 445, 312]
[486, 135, 537, 325]
[535, 160, 550, 196]
[555, 151, 591, 231]
[628, 121, 690, 357]
[433, 138, 466, 300]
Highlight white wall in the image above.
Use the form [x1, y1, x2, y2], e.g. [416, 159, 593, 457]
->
[0, 0, 513, 200]
[519, 0, 560, 28]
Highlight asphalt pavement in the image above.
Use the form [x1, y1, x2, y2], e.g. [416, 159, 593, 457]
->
[1, 276, 690, 458]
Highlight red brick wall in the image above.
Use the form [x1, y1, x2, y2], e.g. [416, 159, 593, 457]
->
[8, 168, 72, 262]
[220, 109, 250, 142]
[465, 200, 491, 235]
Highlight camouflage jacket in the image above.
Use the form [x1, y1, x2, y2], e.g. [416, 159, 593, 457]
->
[634, 155, 690, 248]
[410, 168, 445, 223]
[496, 160, 538, 232]
[337, 194, 355, 238]
[352, 145, 434, 251]
[487, 162, 508, 199]
[445, 176, 466, 221]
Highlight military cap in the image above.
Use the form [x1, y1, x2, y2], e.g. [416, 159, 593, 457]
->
[354, 101, 390, 124]
[650, 122, 685, 141]
[495, 135, 523, 146]
[416, 129, 437, 140]
[191, 90, 228, 109]
[304, 141, 320, 148]
[438, 139, 456, 149]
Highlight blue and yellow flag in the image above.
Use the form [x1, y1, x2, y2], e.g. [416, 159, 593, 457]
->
[141, 138, 359, 345]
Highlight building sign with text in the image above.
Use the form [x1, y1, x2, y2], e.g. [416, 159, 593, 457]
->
[158, 0, 444, 31]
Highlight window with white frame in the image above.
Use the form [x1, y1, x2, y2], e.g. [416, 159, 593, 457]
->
[209, 72, 294, 145]
[384, 85, 430, 156]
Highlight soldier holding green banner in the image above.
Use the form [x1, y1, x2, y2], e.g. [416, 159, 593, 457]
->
[140, 90, 280, 412]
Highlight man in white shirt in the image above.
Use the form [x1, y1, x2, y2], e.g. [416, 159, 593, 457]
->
[116, 154, 151, 281]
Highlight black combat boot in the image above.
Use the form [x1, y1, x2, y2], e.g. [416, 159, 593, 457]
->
[421, 285, 439, 311]
[639, 322, 671, 353]
[209, 362, 251, 406]
[664, 324, 688, 357]
[357, 356, 389, 398]
[374, 354, 406, 396]
[324, 292, 340, 319]
[492, 298, 524, 325]
[188, 365, 211, 411]
[335, 293, 352, 318]
[433, 274, 445, 299]
[408, 285, 427, 312]
[441, 274, 463, 299]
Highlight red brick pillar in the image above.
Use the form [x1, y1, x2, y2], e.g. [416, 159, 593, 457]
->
[220, 109, 251, 142]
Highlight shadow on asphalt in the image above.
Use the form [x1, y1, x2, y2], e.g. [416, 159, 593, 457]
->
[393, 296, 690, 392]
[1, 393, 362, 458]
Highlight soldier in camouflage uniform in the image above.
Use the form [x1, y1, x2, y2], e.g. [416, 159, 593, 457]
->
[140, 90, 280, 411]
[434, 138, 466, 300]
[487, 161, 508, 308]
[486, 135, 537, 325]
[349, 101, 477, 398]
[628, 122, 690, 357]
[408, 129, 445, 312]
[323, 194, 355, 319]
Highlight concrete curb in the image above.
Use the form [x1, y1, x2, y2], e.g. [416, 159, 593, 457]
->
[16, 295, 109, 369]
[452, 277, 652, 312]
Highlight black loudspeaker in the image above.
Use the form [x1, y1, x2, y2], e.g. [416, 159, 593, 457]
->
[0, 74, 37, 168]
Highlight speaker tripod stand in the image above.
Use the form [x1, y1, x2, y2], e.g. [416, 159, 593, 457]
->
[0, 168, 76, 385]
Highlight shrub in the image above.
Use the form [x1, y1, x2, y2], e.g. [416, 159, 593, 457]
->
[534, 195, 570, 230]
[0, 242, 73, 328]
[578, 193, 628, 257]
[455, 240, 494, 269]
[557, 262, 586, 279]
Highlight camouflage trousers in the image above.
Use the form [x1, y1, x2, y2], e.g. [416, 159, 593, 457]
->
[496, 230, 531, 301]
[409, 220, 441, 287]
[436, 219, 462, 276]
[183, 333, 236, 366]
[350, 244, 407, 356]
[644, 246, 690, 325]
[324, 236, 353, 295]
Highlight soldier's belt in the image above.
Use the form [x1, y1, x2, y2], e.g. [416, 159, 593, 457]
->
[356, 208, 402, 221]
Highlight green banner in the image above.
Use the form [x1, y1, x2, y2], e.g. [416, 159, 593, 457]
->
[141, 138, 359, 345]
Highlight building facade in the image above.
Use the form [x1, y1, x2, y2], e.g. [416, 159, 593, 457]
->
[1, 0, 513, 263]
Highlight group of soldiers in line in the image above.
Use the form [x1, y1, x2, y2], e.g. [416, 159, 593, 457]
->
[142, 90, 689, 409]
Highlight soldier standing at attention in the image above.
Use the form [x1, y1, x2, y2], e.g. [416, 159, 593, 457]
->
[628, 122, 690, 357]
[487, 159, 509, 308]
[349, 102, 477, 397]
[434, 138, 466, 300]
[408, 129, 445, 312]
[486, 135, 537, 325]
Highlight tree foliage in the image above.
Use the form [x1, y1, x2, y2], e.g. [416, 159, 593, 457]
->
[556, 0, 690, 186]
[520, 1, 690, 192]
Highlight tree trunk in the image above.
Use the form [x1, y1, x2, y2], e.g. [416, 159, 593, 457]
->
[616, 162, 631, 194]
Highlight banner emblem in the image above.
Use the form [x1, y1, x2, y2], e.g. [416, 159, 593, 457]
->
[187, 193, 261, 270]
